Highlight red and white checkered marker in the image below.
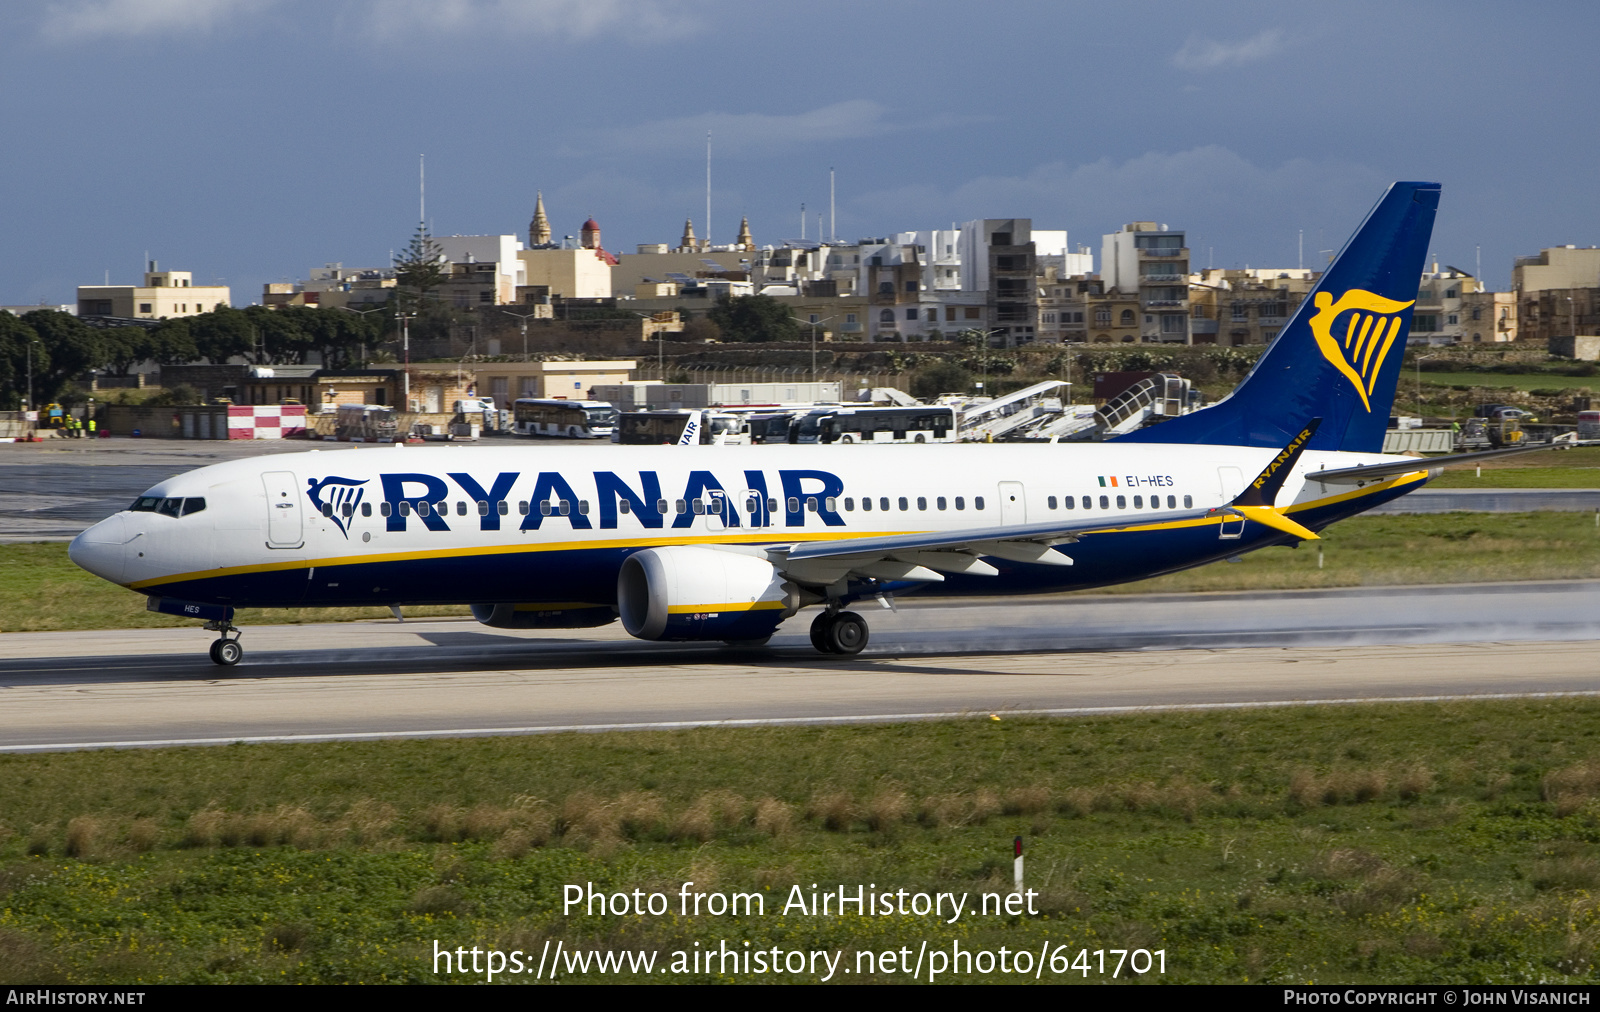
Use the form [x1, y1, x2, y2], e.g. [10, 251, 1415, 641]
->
[228, 405, 307, 440]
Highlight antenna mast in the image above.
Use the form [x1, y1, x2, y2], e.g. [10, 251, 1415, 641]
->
[829, 167, 836, 243]
[705, 131, 711, 249]
[419, 154, 425, 225]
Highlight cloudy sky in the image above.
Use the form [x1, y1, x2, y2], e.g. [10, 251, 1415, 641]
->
[2, 0, 1595, 305]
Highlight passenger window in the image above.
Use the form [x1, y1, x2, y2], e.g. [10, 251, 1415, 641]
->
[540, 501, 552, 516]
[456, 501, 468, 516]
[1082, 496, 1092, 509]
[825, 497, 837, 512]
[1064, 496, 1074, 510]
[1116, 495, 1126, 509]
[862, 497, 872, 511]
[916, 497, 926, 511]
[879, 497, 890, 511]
[898, 497, 908, 511]
[399, 501, 412, 517]
[675, 500, 687, 514]
[768, 498, 778, 513]
[955, 496, 965, 510]
[341, 503, 353, 518]
[1098, 496, 1108, 509]
[477, 501, 488, 516]
[578, 500, 590, 515]
[806, 497, 818, 512]
[319, 501, 332, 517]
[380, 502, 392, 517]
[497, 501, 509, 516]
[844, 497, 854, 511]
[692, 499, 705, 515]
[1167, 495, 1176, 509]
[657, 499, 669, 514]
[1133, 495, 1143, 508]
[362, 502, 372, 517]
[559, 501, 571, 516]
[1183, 495, 1193, 508]
[1047, 496, 1057, 509]
[745, 497, 759, 514]
[787, 497, 799, 513]
[418, 501, 431, 517]
[937, 497, 947, 510]
[519, 501, 529, 515]
[975, 497, 985, 510]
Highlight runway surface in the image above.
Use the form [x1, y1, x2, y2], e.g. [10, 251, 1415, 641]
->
[2, 439, 1595, 540]
[3, 580, 1597, 751]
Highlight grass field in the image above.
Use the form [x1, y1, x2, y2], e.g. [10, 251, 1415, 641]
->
[2, 700, 1599, 984]
[1420, 371, 1600, 393]
[7, 509, 1597, 633]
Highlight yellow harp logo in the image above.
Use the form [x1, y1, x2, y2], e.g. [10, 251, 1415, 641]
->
[1308, 289, 1415, 412]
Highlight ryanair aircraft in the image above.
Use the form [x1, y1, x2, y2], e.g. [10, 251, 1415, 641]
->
[72, 182, 1500, 665]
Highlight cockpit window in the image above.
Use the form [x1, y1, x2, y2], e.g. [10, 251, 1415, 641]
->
[128, 496, 205, 516]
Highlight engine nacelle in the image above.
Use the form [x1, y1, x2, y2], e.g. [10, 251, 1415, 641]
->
[618, 546, 797, 641]
[470, 603, 617, 629]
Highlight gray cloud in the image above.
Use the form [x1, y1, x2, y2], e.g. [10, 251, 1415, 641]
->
[567, 100, 962, 158]
[41, 0, 281, 38]
[1173, 28, 1285, 70]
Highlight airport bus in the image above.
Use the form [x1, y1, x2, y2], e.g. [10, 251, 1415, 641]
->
[616, 409, 746, 445]
[512, 399, 618, 439]
[813, 405, 959, 444]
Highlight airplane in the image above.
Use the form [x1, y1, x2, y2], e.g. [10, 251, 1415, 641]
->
[68, 181, 1558, 666]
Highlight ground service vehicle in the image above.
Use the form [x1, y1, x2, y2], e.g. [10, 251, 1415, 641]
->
[617, 410, 745, 445]
[78, 182, 1556, 665]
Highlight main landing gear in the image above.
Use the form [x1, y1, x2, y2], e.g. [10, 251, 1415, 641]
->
[204, 620, 243, 667]
[810, 609, 869, 656]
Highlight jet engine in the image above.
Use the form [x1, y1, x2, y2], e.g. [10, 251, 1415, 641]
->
[470, 603, 617, 629]
[618, 546, 798, 642]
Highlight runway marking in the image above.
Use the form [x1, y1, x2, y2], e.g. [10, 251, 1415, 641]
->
[5, 689, 1600, 753]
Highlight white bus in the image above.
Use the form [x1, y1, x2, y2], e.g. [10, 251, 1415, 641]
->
[512, 399, 618, 439]
[814, 405, 959, 444]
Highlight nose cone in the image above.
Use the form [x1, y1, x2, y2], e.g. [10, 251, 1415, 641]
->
[70, 515, 129, 585]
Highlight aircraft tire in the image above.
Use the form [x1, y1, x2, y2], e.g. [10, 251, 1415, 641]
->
[809, 612, 836, 653]
[212, 639, 242, 666]
[826, 612, 868, 655]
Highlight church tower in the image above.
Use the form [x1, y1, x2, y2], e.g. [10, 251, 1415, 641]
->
[736, 216, 753, 251]
[529, 192, 551, 246]
[581, 217, 601, 250]
[678, 218, 699, 253]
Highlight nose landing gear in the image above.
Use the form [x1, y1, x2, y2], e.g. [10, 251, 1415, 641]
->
[204, 620, 244, 666]
[809, 609, 869, 655]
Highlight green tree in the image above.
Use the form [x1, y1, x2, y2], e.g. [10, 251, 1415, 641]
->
[189, 307, 255, 364]
[393, 223, 447, 308]
[910, 360, 972, 399]
[706, 294, 801, 343]
[0, 312, 35, 409]
[23, 310, 100, 405]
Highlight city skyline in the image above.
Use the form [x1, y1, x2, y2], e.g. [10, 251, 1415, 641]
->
[2, 0, 1596, 305]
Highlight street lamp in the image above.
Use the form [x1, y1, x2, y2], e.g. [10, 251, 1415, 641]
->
[503, 309, 542, 363]
[334, 304, 385, 367]
[790, 314, 835, 382]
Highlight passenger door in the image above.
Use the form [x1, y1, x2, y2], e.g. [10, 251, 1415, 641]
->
[262, 471, 304, 548]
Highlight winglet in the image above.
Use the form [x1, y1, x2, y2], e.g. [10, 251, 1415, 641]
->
[1233, 418, 1321, 508]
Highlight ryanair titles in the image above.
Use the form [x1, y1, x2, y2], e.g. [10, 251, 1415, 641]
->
[320, 469, 850, 535]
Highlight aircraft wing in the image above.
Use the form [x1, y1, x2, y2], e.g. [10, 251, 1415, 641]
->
[771, 508, 1220, 585]
[771, 422, 1328, 587]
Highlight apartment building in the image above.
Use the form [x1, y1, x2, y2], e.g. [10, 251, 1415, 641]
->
[1102, 222, 1190, 343]
[78, 265, 230, 320]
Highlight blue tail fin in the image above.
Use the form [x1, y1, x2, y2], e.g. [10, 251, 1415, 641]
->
[1115, 181, 1439, 453]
